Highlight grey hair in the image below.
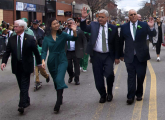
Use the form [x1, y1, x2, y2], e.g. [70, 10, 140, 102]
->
[67, 18, 74, 22]
[14, 20, 27, 30]
[128, 9, 137, 15]
[99, 9, 109, 17]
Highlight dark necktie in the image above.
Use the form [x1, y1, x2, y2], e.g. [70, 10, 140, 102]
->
[17, 35, 21, 60]
[102, 25, 107, 52]
[133, 23, 136, 40]
[67, 29, 71, 49]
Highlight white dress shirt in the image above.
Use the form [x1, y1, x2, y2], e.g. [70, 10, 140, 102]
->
[130, 21, 138, 41]
[17, 32, 24, 55]
[67, 29, 75, 51]
[93, 22, 109, 53]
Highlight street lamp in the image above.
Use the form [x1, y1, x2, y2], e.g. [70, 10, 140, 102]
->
[72, 1, 76, 18]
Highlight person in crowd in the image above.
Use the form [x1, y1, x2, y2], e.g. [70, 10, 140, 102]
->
[80, 8, 120, 103]
[30, 19, 45, 47]
[112, 21, 117, 26]
[64, 18, 87, 85]
[35, 42, 50, 86]
[41, 17, 78, 113]
[80, 20, 91, 72]
[153, 17, 165, 61]
[137, 14, 150, 47]
[7, 25, 13, 37]
[1, 20, 41, 114]
[120, 9, 156, 105]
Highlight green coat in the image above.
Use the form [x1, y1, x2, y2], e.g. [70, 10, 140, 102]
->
[41, 32, 78, 90]
[12, 28, 35, 37]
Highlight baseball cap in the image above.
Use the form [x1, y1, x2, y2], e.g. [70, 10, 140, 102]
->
[33, 20, 39, 24]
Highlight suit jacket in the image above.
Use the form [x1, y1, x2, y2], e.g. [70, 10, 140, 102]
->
[2, 33, 41, 74]
[64, 28, 87, 58]
[80, 20, 120, 60]
[120, 21, 157, 63]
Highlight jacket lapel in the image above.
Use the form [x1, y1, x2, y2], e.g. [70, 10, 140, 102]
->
[13, 35, 17, 54]
[22, 33, 27, 53]
[93, 23, 100, 45]
[135, 21, 140, 41]
[108, 24, 112, 42]
[127, 22, 134, 41]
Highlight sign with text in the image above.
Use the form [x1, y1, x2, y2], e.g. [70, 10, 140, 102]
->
[16, 2, 36, 12]
[16, 2, 24, 11]
[57, 10, 64, 16]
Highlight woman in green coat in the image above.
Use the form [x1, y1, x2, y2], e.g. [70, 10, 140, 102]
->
[41, 18, 77, 113]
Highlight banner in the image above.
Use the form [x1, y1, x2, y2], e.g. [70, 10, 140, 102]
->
[16, 2, 36, 12]
[23, 3, 36, 12]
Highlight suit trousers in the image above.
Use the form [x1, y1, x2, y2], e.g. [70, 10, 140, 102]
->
[91, 51, 114, 98]
[66, 51, 80, 79]
[15, 61, 31, 108]
[125, 55, 147, 99]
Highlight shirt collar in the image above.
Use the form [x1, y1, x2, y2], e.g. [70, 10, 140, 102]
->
[130, 20, 138, 26]
[100, 22, 108, 28]
[18, 32, 24, 39]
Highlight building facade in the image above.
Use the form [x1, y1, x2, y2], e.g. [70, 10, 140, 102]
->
[0, 0, 45, 25]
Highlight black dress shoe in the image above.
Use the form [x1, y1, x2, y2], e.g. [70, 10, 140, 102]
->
[68, 77, 73, 83]
[46, 75, 50, 83]
[75, 81, 80, 85]
[99, 98, 106, 103]
[127, 99, 134, 105]
[136, 97, 142, 101]
[18, 107, 24, 114]
[74, 77, 80, 85]
[107, 94, 113, 102]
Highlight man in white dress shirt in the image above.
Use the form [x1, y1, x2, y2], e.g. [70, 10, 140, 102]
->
[120, 9, 156, 105]
[80, 8, 120, 103]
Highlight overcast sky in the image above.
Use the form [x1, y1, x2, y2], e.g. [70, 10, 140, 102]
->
[117, 0, 150, 11]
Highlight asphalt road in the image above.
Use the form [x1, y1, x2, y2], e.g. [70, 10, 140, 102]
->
[0, 43, 165, 120]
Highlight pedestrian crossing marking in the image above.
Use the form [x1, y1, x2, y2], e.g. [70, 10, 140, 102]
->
[147, 61, 157, 120]
[131, 76, 147, 120]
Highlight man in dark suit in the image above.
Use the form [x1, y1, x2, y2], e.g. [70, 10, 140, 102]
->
[120, 9, 156, 105]
[64, 18, 87, 85]
[80, 8, 120, 103]
[1, 20, 41, 113]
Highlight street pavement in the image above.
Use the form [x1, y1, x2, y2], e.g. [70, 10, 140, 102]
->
[0, 43, 165, 120]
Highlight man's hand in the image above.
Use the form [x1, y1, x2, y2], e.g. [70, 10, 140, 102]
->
[81, 7, 90, 19]
[115, 59, 120, 65]
[71, 23, 77, 32]
[1, 63, 6, 71]
[147, 17, 154, 28]
[120, 57, 124, 61]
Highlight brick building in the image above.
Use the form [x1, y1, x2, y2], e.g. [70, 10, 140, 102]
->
[0, 0, 45, 25]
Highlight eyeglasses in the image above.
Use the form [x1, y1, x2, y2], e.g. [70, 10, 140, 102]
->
[67, 22, 72, 25]
[130, 14, 137, 16]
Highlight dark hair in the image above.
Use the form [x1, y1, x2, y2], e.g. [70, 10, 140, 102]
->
[45, 17, 62, 36]
[2, 23, 7, 28]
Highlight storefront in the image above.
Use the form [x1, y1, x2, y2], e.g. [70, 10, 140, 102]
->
[56, 2, 72, 23]
[0, 0, 45, 25]
[16, 2, 44, 26]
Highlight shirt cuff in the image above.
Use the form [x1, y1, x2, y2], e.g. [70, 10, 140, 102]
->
[81, 18, 86, 22]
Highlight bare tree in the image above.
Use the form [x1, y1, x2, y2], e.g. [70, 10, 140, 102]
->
[80, 0, 116, 20]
